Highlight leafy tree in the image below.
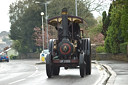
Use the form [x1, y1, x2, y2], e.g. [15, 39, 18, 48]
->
[120, 0, 128, 42]
[9, 0, 43, 53]
[104, 0, 128, 54]
[9, 0, 105, 54]
[101, 4, 112, 38]
[48, 0, 97, 27]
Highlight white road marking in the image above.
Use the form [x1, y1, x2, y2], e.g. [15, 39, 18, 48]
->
[0, 63, 10, 73]
[0, 73, 23, 82]
[28, 66, 39, 78]
[9, 65, 40, 85]
[9, 78, 26, 85]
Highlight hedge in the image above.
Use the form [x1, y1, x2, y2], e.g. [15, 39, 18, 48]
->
[96, 46, 105, 53]
[120, 42, 128, 54]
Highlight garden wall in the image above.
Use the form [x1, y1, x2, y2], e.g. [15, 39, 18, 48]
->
[18, 53, 40, 59]
[95, 53, 128, 61]
[91, 44, 128, 61]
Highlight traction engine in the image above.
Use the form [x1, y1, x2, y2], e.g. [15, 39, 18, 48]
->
[46, 8, 91, 78]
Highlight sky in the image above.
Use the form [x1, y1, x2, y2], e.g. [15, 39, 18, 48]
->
[0, 0, 15, 32]
[0, 0, 112, 33]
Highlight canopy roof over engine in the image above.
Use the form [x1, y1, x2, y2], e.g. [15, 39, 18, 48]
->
[48, 15, 85, 27]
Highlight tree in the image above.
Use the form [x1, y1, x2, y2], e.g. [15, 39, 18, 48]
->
[47, 0, 99, 27]
[104, 0, 128, 54]
[9, 0, 105, 54]
[120, 0, 128, 42]
[9, 0, 43, 53]
[101, 4, 112, 38]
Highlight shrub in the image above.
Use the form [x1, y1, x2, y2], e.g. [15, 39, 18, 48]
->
[10, 55, 17, 59]
[96, 46, 105, 53]
[120, 42, 128, 53]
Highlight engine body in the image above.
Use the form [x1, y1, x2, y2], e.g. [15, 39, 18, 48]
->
[46, 8, 91, 78]
[58, 39, 73, 59]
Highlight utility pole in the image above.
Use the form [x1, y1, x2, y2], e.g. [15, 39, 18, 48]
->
[127, 44, 128, 57]
[127, 30, 128, 57]
[75, 0, 78, 16]
[45, 3, 49, 49]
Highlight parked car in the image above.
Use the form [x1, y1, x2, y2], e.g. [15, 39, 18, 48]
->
[40, 49, 49, 62]
[0, 53, 9, 62]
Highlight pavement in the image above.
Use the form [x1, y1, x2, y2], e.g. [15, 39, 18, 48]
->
[99, 60, 128, 85]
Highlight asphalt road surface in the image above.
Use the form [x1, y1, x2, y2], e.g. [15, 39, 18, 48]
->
[0, 59, 102, 85]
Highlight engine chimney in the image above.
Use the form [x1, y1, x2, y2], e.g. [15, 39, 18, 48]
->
[62, 8, 69, 38]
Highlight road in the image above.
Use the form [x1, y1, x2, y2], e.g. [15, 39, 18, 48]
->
[0, 59, 104, 85]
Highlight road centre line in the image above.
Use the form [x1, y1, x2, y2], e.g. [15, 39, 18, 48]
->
[0, 73, 23, 82]
[9, 79, 26, 85]
[28, 65, 39, 78]
[9, 65, 39, 85]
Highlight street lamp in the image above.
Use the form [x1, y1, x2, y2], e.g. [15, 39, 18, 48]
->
[41, 12, 44, 50]
[35, 1, 51, 49]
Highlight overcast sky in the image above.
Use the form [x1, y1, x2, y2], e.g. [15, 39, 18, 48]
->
[0, 0, 13, 32]
[0, 0, 17, 33]
[0, 0, 111, 33]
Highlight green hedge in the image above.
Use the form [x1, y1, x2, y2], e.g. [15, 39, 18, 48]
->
[10, 55, 17, 59]
[96, 46, 105, 53]
[120, 42, 128, 53]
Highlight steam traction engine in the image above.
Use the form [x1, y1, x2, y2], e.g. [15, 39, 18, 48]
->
[46, 8, 91, 78]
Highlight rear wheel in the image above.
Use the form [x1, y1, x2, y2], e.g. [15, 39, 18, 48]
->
[53, 66, 60, 75]
[46, 64, 52, 78]
[86, 55, 91, 75]
[46, 39, 55, 78]
[46, 54, 53, 78]
[79, 53, 85, 78]
[80, 64, 85, 77]
[86, 38, 91, 75]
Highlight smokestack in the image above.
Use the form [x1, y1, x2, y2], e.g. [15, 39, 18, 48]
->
[62, 8, 68, 38]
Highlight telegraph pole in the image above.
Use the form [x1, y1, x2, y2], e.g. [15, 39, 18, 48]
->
[75, 0, 78, 16]
[45, 3, 49, 49]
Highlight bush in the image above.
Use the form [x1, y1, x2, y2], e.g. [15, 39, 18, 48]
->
[96, 46, 105, 53]
[10, 55, 17, 59]
[120, 42, 128, 53]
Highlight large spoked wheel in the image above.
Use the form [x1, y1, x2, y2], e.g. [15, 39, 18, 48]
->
[85, 55, 91, 75]
[79, 53, 85, 78]
[46, 39, 55, 78]
[86, 38, 91, 75]
[53, 66, 60, 75]
[46, 54, 53, 78]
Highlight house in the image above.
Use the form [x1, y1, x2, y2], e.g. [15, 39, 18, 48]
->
[5, 48, 19, 58]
